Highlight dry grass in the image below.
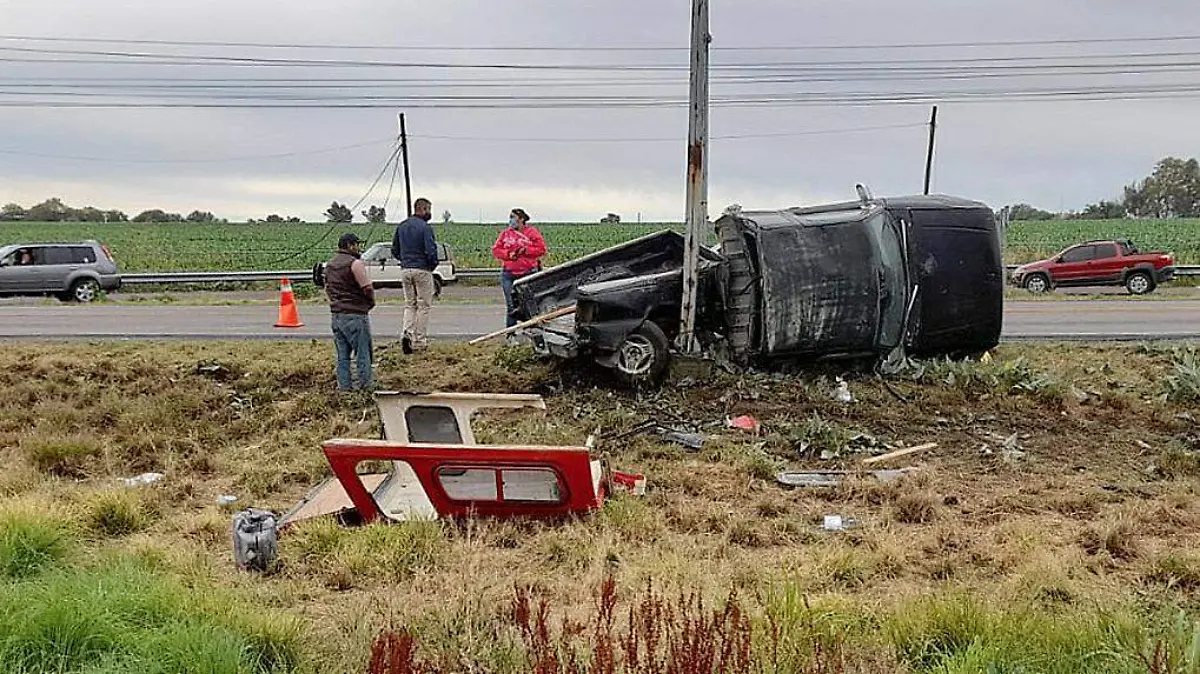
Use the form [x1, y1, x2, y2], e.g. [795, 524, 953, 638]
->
[0, 340, 1199, 671]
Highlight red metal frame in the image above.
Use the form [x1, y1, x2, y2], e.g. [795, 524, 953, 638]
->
[323, 439, 609, 523]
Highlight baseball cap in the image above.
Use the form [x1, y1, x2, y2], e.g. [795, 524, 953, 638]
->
[338, 233, 362, 249]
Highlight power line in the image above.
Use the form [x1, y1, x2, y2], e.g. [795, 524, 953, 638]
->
[4, 32, 1200, 52]
[0, 137, 393, 163]
[410, 122, 928, 143]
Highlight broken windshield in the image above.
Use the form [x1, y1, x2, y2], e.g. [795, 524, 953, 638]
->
[870, 213, 907, 349]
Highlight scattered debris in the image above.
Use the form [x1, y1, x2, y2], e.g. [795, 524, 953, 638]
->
[727, 414, 762, 435]
[661, 430, 706, 450]
[1136, 440, 1153, 450]
[1001, 433, 1027, 462]
[776, 468, 916, 489]
[195, 360, 236, 381]
[862, 442, 938, 466]
[217, 495, 239, 506]
[822, 514, 858, 532]
[122, 472, 164, 487]
[833, 377, 855, 404]
[231, 508, 279, 573]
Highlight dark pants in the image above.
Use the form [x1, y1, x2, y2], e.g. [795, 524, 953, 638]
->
[332, 312, 372, 391]
[500, 270, 528, 328]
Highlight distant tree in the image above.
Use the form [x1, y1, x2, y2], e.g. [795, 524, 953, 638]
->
[1006, 203, 1056, 221]
[286, 216, 302, 223]
[186, 210, 216, 223]
[265, 214, 284, 223]
[27, 198, 71, 222]
[132, 209, 183, 223]
[1078, 200, 1126, 220]
[442, 210, 453, 225]
[1122, 156, 1200, 218]
[362, 205, 387, 224]
[72, 206, 106, 222]
[103, 210, 129, 222]
[325, 201, 353, 223]
[0, 203, 26, 221]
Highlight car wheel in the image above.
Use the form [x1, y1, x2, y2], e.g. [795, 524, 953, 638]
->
[68, 278, 100, 303]
[433, 275, 443, 296]
[612, 322, 670, 386]
[1125, 271, 1153, 295]
[1023, 274, 1051, 294]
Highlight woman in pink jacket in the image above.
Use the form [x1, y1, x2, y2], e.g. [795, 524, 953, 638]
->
[491, 208, 547, 328]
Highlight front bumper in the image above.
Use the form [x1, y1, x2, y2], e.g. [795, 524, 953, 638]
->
[1157, 266, 1176, 283]
[526, 327, 578, 360]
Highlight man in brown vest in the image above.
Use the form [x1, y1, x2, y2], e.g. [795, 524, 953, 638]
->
[325, 233, 376, 391]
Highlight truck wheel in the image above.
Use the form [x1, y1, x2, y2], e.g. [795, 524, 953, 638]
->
[613, 322, 670, 386]
[1023, 273, 1051, 294]
[1125, 271, 1153, 295]
[311, 262, 325, 288]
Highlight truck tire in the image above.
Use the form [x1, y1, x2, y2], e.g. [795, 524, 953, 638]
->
[312, 262, 325, 288]
[1023, 273, 1051, 294]
[1125, 271, 1153, 295]
[612, 322, 670, 386]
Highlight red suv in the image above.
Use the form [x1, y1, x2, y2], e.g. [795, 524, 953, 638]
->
[1010, 239, 1174, 295]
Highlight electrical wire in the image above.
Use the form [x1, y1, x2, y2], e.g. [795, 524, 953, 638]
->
[260, 141, 401, 267]
[0, 137, 393, 163]
[4, 32, 1200, 52]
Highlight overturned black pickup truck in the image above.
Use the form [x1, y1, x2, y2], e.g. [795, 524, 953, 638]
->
[512, 191, 1004, 384]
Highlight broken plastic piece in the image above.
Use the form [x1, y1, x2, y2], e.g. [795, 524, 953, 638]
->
[123, 472, 164, 487]
[727, 414, 761, 434]
[217, 495, 239, 506]
[660, 430, 705, 450]
[822, 514, 858, 531]
[833, 378, 854, 404]
[231, 508, 279, 573]
[610, 471, 647, 497]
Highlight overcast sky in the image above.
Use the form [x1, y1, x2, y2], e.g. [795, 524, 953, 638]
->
[3, 0, 1200, 222]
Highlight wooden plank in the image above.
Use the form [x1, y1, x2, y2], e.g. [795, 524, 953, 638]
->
[468, 305, 576, 345]
[861, 442, 938, 465]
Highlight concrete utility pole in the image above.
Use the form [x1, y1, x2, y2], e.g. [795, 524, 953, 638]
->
[398, 113, 413, 216]
[678, 0, 710, 355]
[923, 105, 938, 195]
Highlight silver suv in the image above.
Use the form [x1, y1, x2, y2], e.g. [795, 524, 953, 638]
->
[0, 241, 121, 302]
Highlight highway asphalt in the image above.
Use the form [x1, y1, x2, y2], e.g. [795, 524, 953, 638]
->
[0, 300, 1198, 342]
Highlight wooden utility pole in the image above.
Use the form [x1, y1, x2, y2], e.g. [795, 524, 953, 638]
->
[678, 0, 710, 355]
[923, 105, 938, 195]
[398, 113, 413, 216]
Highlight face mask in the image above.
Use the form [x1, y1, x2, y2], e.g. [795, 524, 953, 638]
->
[508, 216, 519, 228]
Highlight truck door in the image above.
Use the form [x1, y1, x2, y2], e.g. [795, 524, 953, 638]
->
[1089, 243, 1121, 282]
[1054, 245, 1095, 284]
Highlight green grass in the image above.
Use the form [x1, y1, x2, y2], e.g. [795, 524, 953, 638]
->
[5, 217, 1198, 273]
[0, 508, 72, 579]
[0, 559, 303, 674]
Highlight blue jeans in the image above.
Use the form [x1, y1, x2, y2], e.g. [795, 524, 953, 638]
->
[332, 313, 373, 391]
[500, 270, 527, 328]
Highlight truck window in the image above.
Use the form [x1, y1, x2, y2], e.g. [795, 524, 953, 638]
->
[1060, 246, 1093, 263]
[1093, 244, 1118, 260]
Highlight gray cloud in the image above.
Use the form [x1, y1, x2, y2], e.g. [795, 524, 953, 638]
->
[2, 0, 1199, 221]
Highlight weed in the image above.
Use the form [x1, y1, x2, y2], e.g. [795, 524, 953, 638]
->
[1147, 553, 1200, 591]
[1079, 518, 1140, 561]
[0, 508, 71, 579]
[86, 489, 159, 538]
[919, 356, 1066, 401]
[892, 491, 941, 524]
[21, 435, 102, 477]
[784, 413, 852, 458]
[286, 519, 447, 586]
[1163, 348, 1200, 404]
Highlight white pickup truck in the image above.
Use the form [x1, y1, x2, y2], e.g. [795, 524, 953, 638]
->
[313, 242, 458, 294]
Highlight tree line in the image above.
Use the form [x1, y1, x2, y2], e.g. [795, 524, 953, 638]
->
[1005, 156, 1200, 221]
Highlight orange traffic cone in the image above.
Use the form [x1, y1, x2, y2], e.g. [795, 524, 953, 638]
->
[274, 278, 304, 328]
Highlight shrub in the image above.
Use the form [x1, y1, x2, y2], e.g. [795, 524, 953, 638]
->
[0, 509, 71, 578]
[22, 436, 102, 477]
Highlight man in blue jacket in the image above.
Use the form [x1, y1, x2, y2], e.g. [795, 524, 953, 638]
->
[391, 197, 439, 354]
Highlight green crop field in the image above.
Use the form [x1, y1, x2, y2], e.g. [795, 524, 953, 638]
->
[1, 218, 1197, 272]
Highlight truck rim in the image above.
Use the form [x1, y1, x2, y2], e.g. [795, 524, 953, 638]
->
[1128, 274, 1150, 294]
[616, 335, 656, 376]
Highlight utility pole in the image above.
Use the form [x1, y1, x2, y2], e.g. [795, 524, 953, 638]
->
[923, 105, 938, 195]
[398, 113, 413, 216]
[678, 0, 710, 355]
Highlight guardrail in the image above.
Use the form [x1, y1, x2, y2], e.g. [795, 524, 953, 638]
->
[119, 264, 1200, 286]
